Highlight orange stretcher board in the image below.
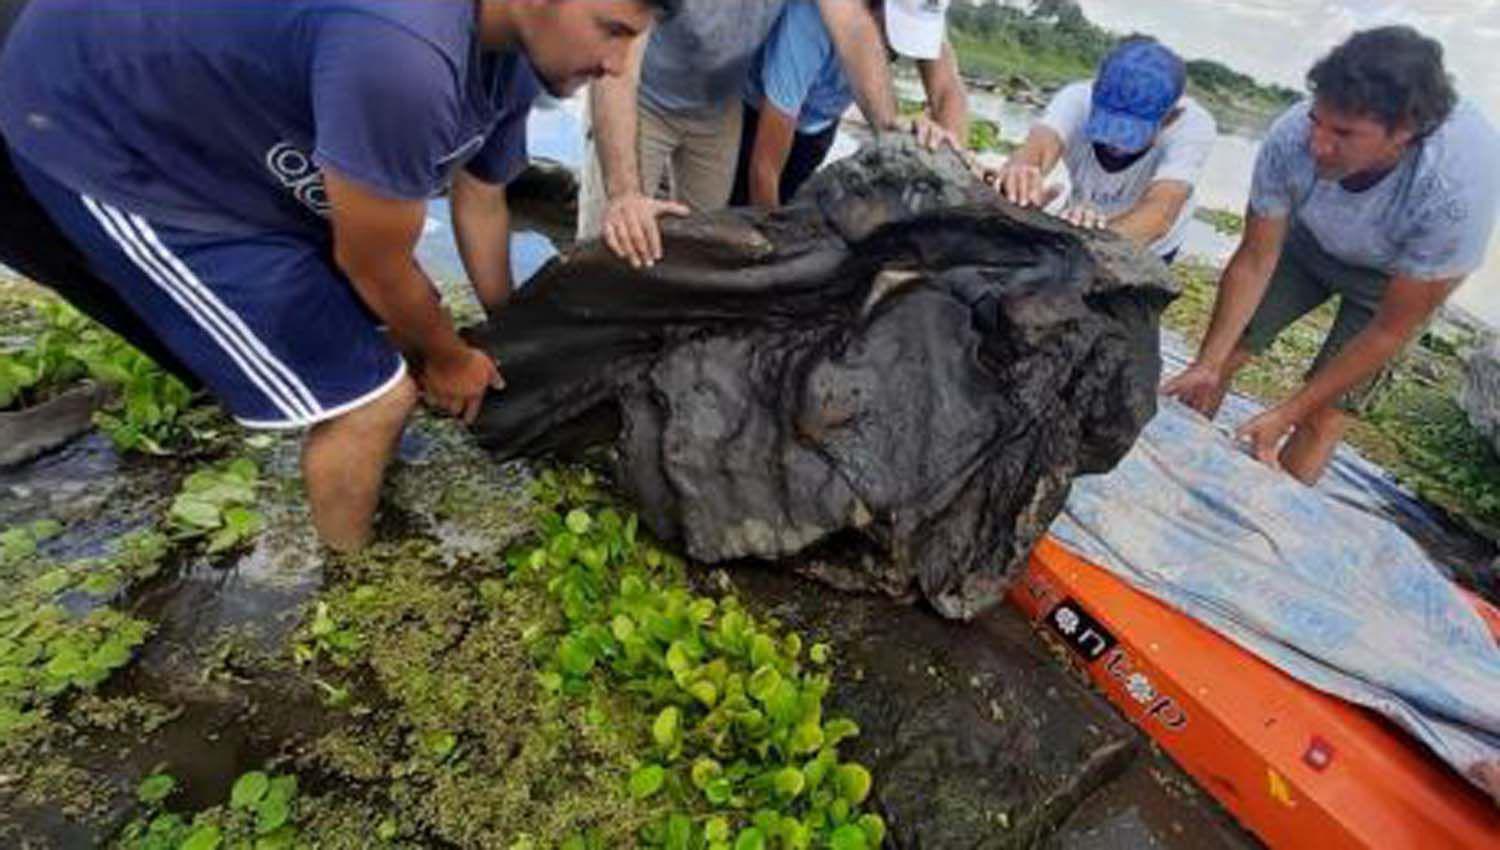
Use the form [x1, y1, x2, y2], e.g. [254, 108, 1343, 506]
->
[1008, 536, 1500, 850]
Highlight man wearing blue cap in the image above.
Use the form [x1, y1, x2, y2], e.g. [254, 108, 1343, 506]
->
[993, 37, 1216, 262]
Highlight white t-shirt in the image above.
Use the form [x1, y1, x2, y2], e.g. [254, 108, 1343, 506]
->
[1040, 81, 1216, 257]
[1249, 99, 1500, 281]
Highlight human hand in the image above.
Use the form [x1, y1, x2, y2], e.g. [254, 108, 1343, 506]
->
[1060, 201, 1109, 230]
[985, 161, 1059, 208]
[911, 114, 962, 154]
[1160, 361, 1229, 419]
[419, 344, 505, 425]
[601, 192, 690, 270]
[1234, 405, 1298, 470]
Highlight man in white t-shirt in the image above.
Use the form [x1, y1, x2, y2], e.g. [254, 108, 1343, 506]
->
[1163, 26, 1500, 485]
[992, 37, 1215, 262]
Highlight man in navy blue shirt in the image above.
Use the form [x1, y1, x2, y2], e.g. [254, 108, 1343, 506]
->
[0, 0, 675, 550]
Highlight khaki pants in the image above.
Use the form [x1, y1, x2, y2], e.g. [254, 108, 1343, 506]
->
[577, 95, 743, 240]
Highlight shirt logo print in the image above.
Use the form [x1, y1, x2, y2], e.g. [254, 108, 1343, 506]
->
[266, 143, 330, 217]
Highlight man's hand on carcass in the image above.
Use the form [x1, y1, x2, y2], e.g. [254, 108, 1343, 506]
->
[602, 192, 690, 270]
[911, 114, 963, 154]
[1060, 201, 1109, 230]
[987, 161, 1061, 209]
[420, 343, 505, 425]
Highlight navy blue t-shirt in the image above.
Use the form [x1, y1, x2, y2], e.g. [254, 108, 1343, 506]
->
[0, 0, 540, 238]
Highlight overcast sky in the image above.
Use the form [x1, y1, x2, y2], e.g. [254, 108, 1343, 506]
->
[1072, 0, 1500, 325]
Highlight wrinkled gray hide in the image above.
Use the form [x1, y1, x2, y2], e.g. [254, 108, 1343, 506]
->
[472, 138, 1179, 618]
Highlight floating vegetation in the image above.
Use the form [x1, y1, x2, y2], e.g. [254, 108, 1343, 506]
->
[0, 291, 218, 454]
[166, 458, 266, 555]
[0, 525, 165, 738]
[118, 770, 304, 850]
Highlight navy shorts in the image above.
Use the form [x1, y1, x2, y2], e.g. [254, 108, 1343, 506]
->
[14, 155, 406, 429]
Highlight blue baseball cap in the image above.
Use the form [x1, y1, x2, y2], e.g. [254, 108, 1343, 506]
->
[1085, 40, 1186, 154]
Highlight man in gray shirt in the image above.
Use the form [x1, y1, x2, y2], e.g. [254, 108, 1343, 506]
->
[1163, 26, 1499, 484]
[578, 0, 908, 268]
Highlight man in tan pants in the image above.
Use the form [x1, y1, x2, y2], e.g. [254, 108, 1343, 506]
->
[578, 0, 909, 268]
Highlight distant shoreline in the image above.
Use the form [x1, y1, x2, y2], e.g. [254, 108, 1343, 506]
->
[947, 0, 1299, 137]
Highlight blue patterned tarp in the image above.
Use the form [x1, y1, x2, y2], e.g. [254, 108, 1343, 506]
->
[1053, 394, 1500, 796]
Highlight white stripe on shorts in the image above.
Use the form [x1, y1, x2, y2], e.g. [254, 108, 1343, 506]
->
[81, 195, 323, 423]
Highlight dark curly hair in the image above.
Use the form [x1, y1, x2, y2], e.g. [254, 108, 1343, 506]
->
[1307, 26, 1456, 138]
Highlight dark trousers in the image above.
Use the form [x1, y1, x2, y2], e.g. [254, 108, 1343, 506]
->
[729, 103, 839, 207]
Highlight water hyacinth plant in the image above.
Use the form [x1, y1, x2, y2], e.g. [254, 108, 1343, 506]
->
[516, 505, 886, 849]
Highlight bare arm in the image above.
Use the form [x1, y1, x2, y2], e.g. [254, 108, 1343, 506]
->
[324, 168, 501, 422]
[1160, 211, 1287, 416]
[1196, 211, 1289, 369]
[748, 99, 799, 208]
[588, 32, 650, 200]
[587, 29, 690, 268]
[1108, 180, 1192, 248]
[816, 0, 899, 131]
[450, 170, 511, 313]
[917, 41, 969, 143]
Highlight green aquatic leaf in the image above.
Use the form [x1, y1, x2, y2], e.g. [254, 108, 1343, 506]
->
[733, 827, 766, 850]
[558, 635, 597, 676]
[180, 825, 222, 850]
[564, 509, 592, 535]
[856, 813, 887, 846]
[690, 757, 722, 789]
[28, 519, 62, 541]
[749, 633, 778, 668]
[823, 717, 860, 746]
[704, 777, 733, 805]
[686, 678, 718, 708]
[773, 766, 805, 798]
[88, 639, 134, 671]
[31, 568, 74, 596]
[829, 824, 868, 850]
[255, 793, 290, 834]
[230, 771, 270, 809]
[80, 570, 122, 597]
[652, 706, 680, 750]
[835, 764, 872, 805]
[254, 825, 297, 850]
[747, 665, 781, 703]
[136, 773, 176, 804]
[422, 729, 458, 761]
[704, 817, 731, 843]
[629, 764, 665, 799]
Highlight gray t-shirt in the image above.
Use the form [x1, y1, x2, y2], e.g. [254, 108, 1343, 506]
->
[640, 0, 787, 116]
[1249, 99, 1500, 280]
